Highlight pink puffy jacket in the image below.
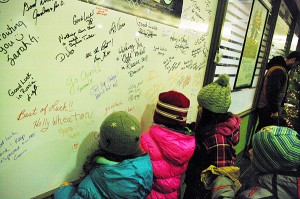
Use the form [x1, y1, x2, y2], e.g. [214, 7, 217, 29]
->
[140, 124, 196, 199]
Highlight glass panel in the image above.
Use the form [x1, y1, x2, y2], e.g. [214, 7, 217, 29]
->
[217, 0, 253, 91]
[234, 0, 268, 89]
[290, 34, 299, 52]
[269, 16, 289, 58]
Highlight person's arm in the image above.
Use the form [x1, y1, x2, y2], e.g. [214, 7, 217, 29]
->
[53, 183, 77, 199]
[210, 175, 236, 199]
[53, 176, 95, 199]
[201, 165, 241, 199]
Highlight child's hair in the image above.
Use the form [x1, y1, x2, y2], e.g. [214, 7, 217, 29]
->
[195, 107, 233, 135]
[153, 90, 190, 128]
[82, 111, 143, 176]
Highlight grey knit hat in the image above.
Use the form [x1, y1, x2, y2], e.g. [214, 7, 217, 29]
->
[197, 74, 231, 113]
[99, 111, 141, 156]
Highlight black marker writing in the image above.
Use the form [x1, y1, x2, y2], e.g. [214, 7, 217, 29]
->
[0, 20, 27, 41]
[55, 46, 74, 62]
[73, 10, 94, 26]
[5, 34, 39, 66]
[109, 17, 125, 34]
[8, 73, 38, 101]
[23, 0, 65, 25]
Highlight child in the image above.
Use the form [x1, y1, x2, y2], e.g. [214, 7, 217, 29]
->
[54, 111, 153, 199]
[140, 90, 196, 199]
[238, 125, 300, 199]
[183, 74, 242, 199]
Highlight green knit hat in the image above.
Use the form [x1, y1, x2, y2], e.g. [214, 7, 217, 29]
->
[197, 74, 231, 113]
[99, 111, 141, 156]
[252, 126, 300, 173]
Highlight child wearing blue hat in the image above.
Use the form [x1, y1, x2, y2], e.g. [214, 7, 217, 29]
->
[54, 111, 153, 199]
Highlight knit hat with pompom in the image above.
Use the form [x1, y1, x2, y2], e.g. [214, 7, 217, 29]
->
[197, 74, 231, 113]
[99, 111, 141, 156]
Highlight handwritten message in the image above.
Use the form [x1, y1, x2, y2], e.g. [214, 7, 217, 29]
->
[104, 101, 123, 116]
[144, 81, 167, 104]
[170, 34, 189, 54]
[8, 72, 38, 101]
[0, 131, 36, 164]
[109, 17, 126, 34]
[85, 17, 126, 64]
[136, 17, 158, 38]
[117, 38, 148, 77]
[89, 74, 118, 100]
[85, 38, 113, 63]
[191, 71, 203, 87]
[182, 0, 212, 23]
[182, 59, 206, 71]
[96, 6, 108, 16]
[163, 56, 181, 73]
[128, 81, 143, 102]
[56, 9, 95, 62]
[193, 33, 209, 57]
[66, 63, 101, 96]
[153, 45, 167, 56]
[168, 72, 192, 89]
[0, 20, 39, 66]
[23, 0, 65, 25]
[16, 99, 94, 135]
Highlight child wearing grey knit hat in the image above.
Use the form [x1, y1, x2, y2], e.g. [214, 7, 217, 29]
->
[184, 74, 242, 199]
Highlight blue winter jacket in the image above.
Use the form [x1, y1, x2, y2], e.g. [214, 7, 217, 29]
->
[54, 155, 153, 199]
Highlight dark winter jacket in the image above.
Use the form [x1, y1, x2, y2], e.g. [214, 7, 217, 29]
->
[258, 56, 289, 112]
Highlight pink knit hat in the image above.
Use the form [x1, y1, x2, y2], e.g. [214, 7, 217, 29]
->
[154, 90, 190, 126]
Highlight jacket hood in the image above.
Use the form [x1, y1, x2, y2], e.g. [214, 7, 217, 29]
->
[213, 115, 241, 138]
[148, 124, 195, 165]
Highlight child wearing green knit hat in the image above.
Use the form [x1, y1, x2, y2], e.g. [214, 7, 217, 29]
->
[197, 73, 232, 113]
[54, 111, 153, 199]
[184, 74, 242, 199]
